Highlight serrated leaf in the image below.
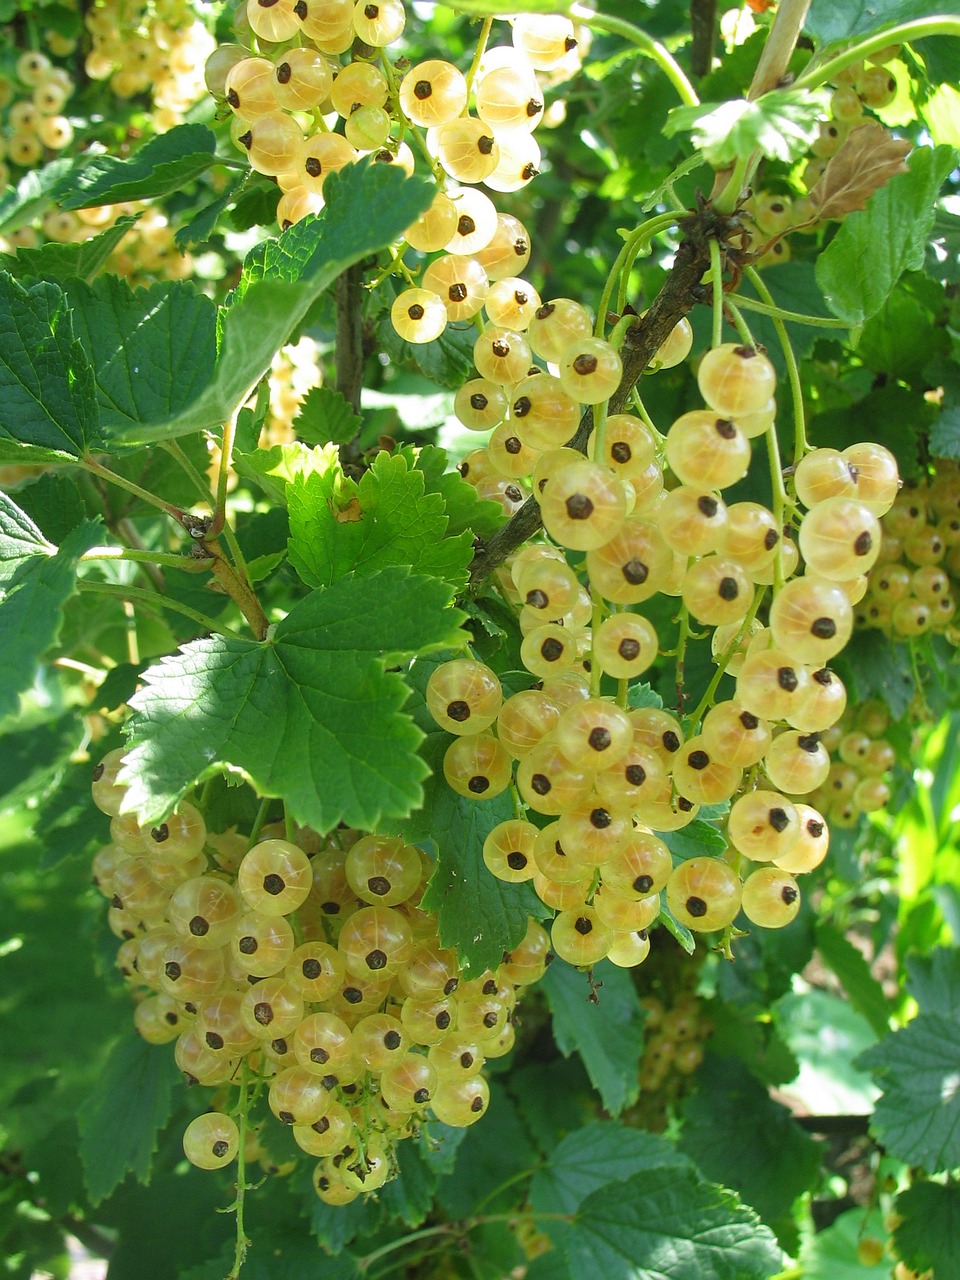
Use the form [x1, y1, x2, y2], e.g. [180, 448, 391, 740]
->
[0, 489, 53, 580]
[121, 567, 465, 831]
[288, 450, 474, 590]
[857, 1012, 960, 1172]
[893, 1182, 960, 1278]
[665, 90, 828, 166]
[531, 1123, 687, 1225]
[378, 1135, 439, 1227]
[63, 276, 217, 439]
[299, 1161, 382, 1250]
[436, 1081, 538, 1218]
[0, 519, 101, 719]
[808, 122, 911, 221]
[565, 1165, 783, 1280]
[396, 443, 503, 539]
[0, 157, 76, 234]
[77, 1030, 182, 1205]
[906, 947, 960, 1017]
[627, 682, 664, 710]
[816, 145, 958, 325]
[541, 959, 645, 1116]
[293, 385, 361, 446]
[379, 310, 479, 388]
[678, 1055, 821, 1226]
[58, 125, 217, 210]
[10, 471, 87, 544]
[930, 401, 960, 459]
[133, 162, 433, 443]
[0, 272, 100, 461]
[234, 440, 334, 507]
[815, 921, 892, 1039]
[174, 172, 245, 251]
[0, 214, 140, 283]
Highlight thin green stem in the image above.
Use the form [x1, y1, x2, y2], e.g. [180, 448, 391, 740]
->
[358, 1214, 572, 1274]
[77, 581, 241, 638]
[713, 151, 754, 216]
[684, 585, 765, 729]
[572, 6, 699, 105]
[741, 266, 810, 459]
[158, 440, 254, 588]
[211, 408, 240, 538]
[709, 237, 724, 349]
[674, 596, 692, 716]
[723, 298, 756, 347]
[248, 796, 272, 845]
[80, 455, 185, 522]
[728, 292, 848, 329]
[463, 16, 494, 96]
[598, 213, 680, 333]
[793, 18, 960, 92]
[226, 1060, 253, 1280]
[80, 546, 210, 572]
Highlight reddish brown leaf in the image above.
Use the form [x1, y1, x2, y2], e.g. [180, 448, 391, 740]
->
[328, 495, 363, 523]
[808, 122, 911, 221]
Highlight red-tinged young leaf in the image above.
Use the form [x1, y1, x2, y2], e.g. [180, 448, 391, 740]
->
[77, 1029, 183, 1205]
[808, 123, 911, 221]
[857, 1012, 960, 1172]
[120, 567, 466, 831]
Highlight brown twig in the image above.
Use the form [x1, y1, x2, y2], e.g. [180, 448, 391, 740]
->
[465, 200, 727, 594]
[690, 0, 718, 78]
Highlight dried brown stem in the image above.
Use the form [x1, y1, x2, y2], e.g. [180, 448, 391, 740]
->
[465, 202, 725, 594]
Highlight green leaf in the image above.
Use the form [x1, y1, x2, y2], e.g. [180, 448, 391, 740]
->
[678, 1055, 821, 1226]
[808, 383, 931, 483]
[64, 275, 217, 439]
[378, 1135, 439, 1227]
[661, 818, 728, 862]
[0, 272, 100, 461]
[0, 489, 53, 579]
[121, 567, 465, 830]
[379, 312, 479, 389]
[541, 959, 646, 1116]
[430, 0, 567, 11]
[857, 1012, 960, 1171]
[396, 443, 504, 540]
[893, 1181, 960, 1278]
[815, 921, 892, 1039]
[804, 0, 944, 47]
[0, 215, 140, 284]
[816, 145, 958, 325]
[627, 681, 663, 710]
[840, 629, 915, 720]
[0, 157, 76, 234]
[10, 472, 86, 544]
[797, 1207, 888, 1280]
[0, 520, 101, 719]
[905, 946, 960, 1017]
[234, 440, 332, 507]
[436, 1081, 538, 1218]
[57, 125, 217, 210]
[184, 1235, 361, 1280]
[77, 1030, 182, 1205]
[665, 90, 828, 166]
[565, 1165, 783, 1280]
[293, 385, 361, 446]
[174, 172, 246, 251]
[531, 1123, 687, 1223]
[133, 161, 434, 443]
[288, 450, 474, 590]
[930, 401, 960, 459]
[385, 655, 543, 974]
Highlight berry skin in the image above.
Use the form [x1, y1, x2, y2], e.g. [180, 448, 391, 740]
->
[558, 337, 622, 404]
[391, 288, 447, 344]
[237, 840, 313, 916]
[183, 1112, 240, 1170]
[740, 866, 801, 927]
[697, 343, 777, 416]
[426, 659, 502, 734]
[665, 857, 742, 931]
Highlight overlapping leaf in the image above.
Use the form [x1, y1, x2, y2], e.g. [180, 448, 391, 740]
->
[120, 567, 465, 831]
[288, 450, 474, 590]
[0, 272, 100, 461]
[57, 124, 217, 210]
[665, 89, 829, 166]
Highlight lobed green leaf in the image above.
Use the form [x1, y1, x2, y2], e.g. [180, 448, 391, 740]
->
[121, 567, 465, 831]
[893, 1181, 960, 1278]
[57, 124, 218, 210]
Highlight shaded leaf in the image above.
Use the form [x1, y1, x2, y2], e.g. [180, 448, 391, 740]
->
[893, 1181, 960, 1278]
[679, 1055, 821, 1226]
[0, 157, 76, 234]
[857, 1012, 960, 1171]
[0, 272, 100, 461]
[64, 275, 217, 438]
[905, 946, 960, 1018]
[808, 122, 911, 221]
[815, 921, 892, 1039]
[541, 959, 645, 1116]
[0, 215, 140, 283]
[293, 385, 361, 446]
[77, 1030, 182, 1205]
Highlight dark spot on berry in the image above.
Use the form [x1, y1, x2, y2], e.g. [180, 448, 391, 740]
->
[663, 730, 680, 752]
[572, 353, 598, 376]
[414, 79, 432, 99]
[263, 873, 285, 896]
[588, 726, 612, 752]
[764, 528, 779, 549]
[478, 135, 495, 155]
[414, 1086, 431, 1103]
[698, 495, 718, 517]
[457, 214, 475, 235]
[622, 558, 648, 585]
[253, 1001, 273, 1026]
[718, 576, 740, 600]
[769, 807, 789, 832]
[367, 875, 391, 896]
[781, 885, 799, 905]
[686, 896, 708, 918]
[407, 303, 425, 321]
[566, 492, 594, 520]
[634, 874, 654, 893]
[531, 772, 551, 795]
[811, 616, 836, 638]
[311, 1046, 330, 1064]
[447, 699, 471, 722]
[305, 157, 322, 177]
[189, 915, 209, 937]
[470, 392, 488, 410]
[468, 774, 491, 794]
[625, 763, 646, 785]
[574, 915, 593, 935]
[618, 638, 641, 661]
[715, 418, 737, 439]
[541, 638, 564, 662]
[276, 61, 291, 83]
[854, 531, 873, 556]
[505, 435, 523, 455]
[506, 851, 528, 870]
[449, 283, 468, 302]
[687, 749, 709, 770]
[589, 807, 612, 829]
[777, 667, 798, 692]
